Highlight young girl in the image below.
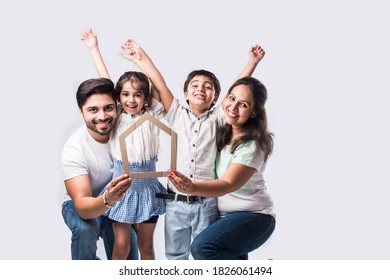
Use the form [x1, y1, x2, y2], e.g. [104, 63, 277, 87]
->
[81, 28, 167, 260]
[168, 77, 275, 259]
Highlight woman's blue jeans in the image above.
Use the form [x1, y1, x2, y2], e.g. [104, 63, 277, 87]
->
[62, 200, 139, 260]
[190, 212, 275, 260]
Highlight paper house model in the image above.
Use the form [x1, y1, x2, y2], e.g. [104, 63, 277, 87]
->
[119, 112, 177, 179]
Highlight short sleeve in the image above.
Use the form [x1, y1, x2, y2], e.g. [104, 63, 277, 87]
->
[232, 141, 265, 172]
[61, 143, 88, 181]
[148, 98, 166, 120]
[165, 98, 181, 125]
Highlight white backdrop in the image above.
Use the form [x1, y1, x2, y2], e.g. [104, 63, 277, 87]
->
[1, 0, 389, 260]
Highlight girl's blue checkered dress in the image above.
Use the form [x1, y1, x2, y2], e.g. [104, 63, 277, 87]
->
[105, 158, 166, 223]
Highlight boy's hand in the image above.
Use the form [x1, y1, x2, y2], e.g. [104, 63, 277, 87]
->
[120, 39, 143, 61]
[249, 44, 265, 64]
[81, 28, 98, 50]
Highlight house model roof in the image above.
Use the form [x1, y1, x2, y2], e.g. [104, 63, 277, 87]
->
[119, 111, 177, 179]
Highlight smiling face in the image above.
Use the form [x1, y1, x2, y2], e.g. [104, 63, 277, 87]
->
[80, 93, 117, 143]
[184, 75, 218, 116]
[119, 80, 146, 116]
[222, 84, 254, 130]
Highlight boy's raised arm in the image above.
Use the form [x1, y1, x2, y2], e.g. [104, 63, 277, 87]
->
[81, 28, 110, 79]
[235, 44, 265, 82]
[120, 39, 174, 113]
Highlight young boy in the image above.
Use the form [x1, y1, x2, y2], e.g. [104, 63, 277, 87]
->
[120, 40, 265, 259]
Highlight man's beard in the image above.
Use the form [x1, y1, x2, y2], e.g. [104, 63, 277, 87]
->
[86, 117, 115, 136]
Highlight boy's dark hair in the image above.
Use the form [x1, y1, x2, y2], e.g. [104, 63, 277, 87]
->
[114, 71, 151, 108]
[76, 78, 115, 109]
[183, 69, 221, 100]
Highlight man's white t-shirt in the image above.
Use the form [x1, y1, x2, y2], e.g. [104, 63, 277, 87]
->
[61, 125, 113, 200]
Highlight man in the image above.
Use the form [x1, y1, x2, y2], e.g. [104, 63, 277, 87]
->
[61, 78, 138, 260]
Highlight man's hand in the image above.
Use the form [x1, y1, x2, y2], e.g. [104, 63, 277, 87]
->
[104, 174, 132, 206]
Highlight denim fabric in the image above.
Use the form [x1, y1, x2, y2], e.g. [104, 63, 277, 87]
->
[190, 212, 275, 260]
[62, 200, 139, 260]
[164, 197, 218, 260]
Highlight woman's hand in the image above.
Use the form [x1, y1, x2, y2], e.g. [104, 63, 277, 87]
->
[168, 170, 194, 193]
[249, 44, 265, 65]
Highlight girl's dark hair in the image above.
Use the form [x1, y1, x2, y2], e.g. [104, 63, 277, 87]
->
[114, 71, 151, 108]
[216, 77, 274, 161]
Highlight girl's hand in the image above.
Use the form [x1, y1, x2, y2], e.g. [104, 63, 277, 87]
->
[81, 28, 98, 50]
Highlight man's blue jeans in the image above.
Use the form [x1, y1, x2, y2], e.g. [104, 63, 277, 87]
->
[190, 212, 275, 260]
[62, 200, 139, 260]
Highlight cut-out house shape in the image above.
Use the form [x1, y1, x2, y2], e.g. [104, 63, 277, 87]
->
[119, 111, 177, 179]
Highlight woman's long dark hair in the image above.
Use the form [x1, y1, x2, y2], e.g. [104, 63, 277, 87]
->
[216, 77, 274, 161]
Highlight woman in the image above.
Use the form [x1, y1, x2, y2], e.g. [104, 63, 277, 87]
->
[168, 76, 275, 260]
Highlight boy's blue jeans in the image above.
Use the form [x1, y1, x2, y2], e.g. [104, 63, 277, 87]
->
[62, 200, 139, 260]
[190, 211, 275, 260]
[164, 197, 218, 260]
